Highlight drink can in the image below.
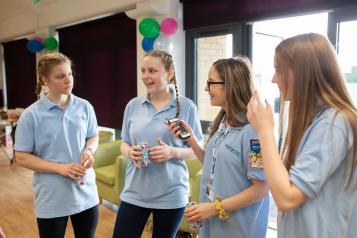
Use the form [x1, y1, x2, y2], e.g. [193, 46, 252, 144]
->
[186, 202, 202, 230]
[139, 143, 150, 167]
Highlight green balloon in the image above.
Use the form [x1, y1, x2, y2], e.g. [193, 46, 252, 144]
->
[139, 18, 160, 38]
[44, 37, 58, 51]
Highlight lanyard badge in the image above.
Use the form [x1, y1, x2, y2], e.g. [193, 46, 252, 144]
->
[205, 121, 231, 202]
[205, 155, 216, 201]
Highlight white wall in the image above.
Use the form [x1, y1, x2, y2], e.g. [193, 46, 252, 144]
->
[126, 0, 185, 96]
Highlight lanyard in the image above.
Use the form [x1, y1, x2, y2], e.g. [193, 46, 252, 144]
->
[209, 118, 232, 180]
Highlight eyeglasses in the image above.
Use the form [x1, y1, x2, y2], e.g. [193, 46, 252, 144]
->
[207, 80, 225, 90]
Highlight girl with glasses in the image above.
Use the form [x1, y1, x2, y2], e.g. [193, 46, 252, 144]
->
[14, 52, 99, 238]
[247, 33, 357, 238]
[169, 57, 269, 238]
[113, 50, 203, 238]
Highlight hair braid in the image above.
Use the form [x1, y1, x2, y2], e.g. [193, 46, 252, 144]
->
[35, 79, 44, 97]
[173, 76, 180, 117]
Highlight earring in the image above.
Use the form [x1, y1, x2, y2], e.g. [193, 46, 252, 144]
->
[41, 86, 49, 95]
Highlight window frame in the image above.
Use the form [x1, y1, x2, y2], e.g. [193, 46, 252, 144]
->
[328, 5, 357, 50]
[185, 23, 252, 132]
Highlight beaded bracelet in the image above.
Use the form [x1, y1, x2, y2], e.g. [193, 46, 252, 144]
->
[214, 196, 229, 221]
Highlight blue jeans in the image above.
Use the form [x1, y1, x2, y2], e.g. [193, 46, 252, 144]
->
[113, 201, 185, 238]
[37, 205, 98, 238]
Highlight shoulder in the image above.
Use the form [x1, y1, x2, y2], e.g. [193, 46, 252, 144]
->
[239, 124, 258, 138]
[17, 101, 41, 123]
[314, 108, 350, 133]
[125, 96, 144, 109]
[178, 95, 197, 109]
[72, 95, 93, 108]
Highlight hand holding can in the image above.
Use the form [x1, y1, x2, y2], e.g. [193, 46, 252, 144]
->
[139, 142, 151, 167]
[186, 202, 202, 230]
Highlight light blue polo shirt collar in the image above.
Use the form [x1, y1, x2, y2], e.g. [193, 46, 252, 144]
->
[218, 114, 245, 133]
[39, 93, 74, 110]
[140, 86, 177, 108]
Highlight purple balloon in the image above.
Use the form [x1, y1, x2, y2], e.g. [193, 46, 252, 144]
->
[160, 18, 178, 36]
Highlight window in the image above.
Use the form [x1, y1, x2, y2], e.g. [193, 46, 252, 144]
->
[186, 24, 250, 132]
[186, 7, 357, 238]
[338, 20, 357, 106]
[329, 6, 357, 107]
[196, 34, 233, 122]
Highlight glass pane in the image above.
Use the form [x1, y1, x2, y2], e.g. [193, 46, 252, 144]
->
[338, 20, 357, 106]
[196, 34, 233, 122]
[252, 13, 328, 234]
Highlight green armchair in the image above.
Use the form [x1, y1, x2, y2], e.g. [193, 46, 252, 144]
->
[93, 140, 129, 205]
[98, 130, 114, 144]
[178, 159, 202, 237]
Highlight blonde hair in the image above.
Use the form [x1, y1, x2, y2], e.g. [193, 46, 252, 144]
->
[276, 33, 357, 186]
[144, 50, 180, 117]
[207, 57, 254, 141]
[36, 52, 72, 96]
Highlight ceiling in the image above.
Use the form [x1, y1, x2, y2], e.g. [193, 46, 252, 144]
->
[0, 0, 59, 22]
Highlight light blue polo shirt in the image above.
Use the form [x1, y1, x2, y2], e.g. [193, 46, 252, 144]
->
[120, 88, 203, 209]
[278, 108, 357, 238]
[199, 122, 269, 238]
[14, 94, 99, 219]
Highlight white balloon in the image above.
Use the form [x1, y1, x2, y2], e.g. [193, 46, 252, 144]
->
[153, 35, 173, 52]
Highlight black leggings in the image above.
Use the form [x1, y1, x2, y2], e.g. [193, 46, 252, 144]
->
[113, 201, 185, 238]
[37, 205, 99, 238]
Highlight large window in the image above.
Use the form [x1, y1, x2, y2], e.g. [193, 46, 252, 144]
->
[186, 5, 357, 238]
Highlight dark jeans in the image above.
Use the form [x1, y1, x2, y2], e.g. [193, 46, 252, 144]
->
[113, 201, 185, 238]
[37, 205, 99, 238]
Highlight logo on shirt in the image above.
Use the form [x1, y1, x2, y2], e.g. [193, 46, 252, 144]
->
[225, 144, 240, 157]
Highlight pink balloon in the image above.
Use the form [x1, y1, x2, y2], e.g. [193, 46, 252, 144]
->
[33, 36, 44, 45]
[160, 18, 178, 36]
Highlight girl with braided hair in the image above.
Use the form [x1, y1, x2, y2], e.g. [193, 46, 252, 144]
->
[113, 50, 203, 238]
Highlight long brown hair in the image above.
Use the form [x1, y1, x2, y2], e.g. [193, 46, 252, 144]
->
[276, 33, 357, 186]
[144, 50, 180, 117]
[207, 57, 254, 141]
[36, 52, 72, 96]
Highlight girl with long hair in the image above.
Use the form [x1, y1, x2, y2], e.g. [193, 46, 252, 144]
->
[247, 33, 357, 238]
[170, 57, 269, 237]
